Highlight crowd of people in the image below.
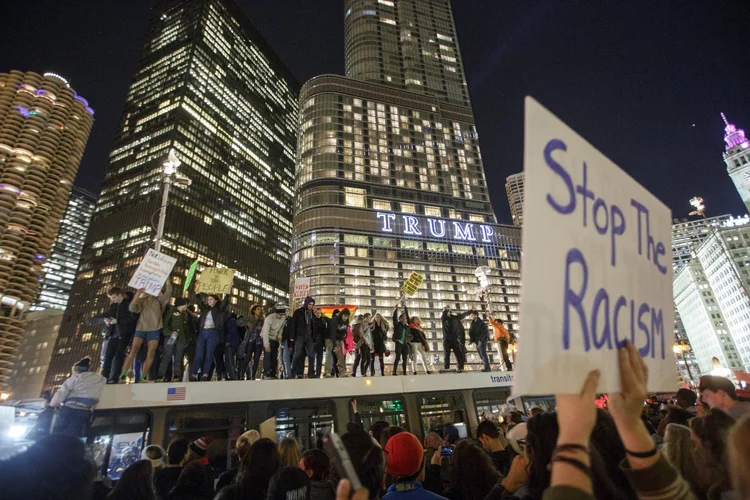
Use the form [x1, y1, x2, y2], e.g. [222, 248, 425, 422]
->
[4, 340, 750, 500]
[90, 283, 515, 385]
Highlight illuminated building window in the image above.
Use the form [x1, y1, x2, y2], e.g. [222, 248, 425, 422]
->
[345, 187, 367, 207]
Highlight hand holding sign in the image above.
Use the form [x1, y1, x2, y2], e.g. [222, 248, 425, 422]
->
[128, 249, 177, 296]
[401, 272, 424, 297]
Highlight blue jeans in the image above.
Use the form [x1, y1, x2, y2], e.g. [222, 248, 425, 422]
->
[293, 336, 315, 378]
[54, 406, 91, 437]
[476, 338, 490, 370]
[282, 340, 293, 379]
[193, 328, 219, 376]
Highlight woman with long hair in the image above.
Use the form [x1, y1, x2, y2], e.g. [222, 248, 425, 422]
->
[215, 438, 281, 500]
[690, 408, 736, 498]
[445, 440, 500, 500]
[279, 436, 302, 468]
[240, 304, 265, 380]
[107, 460, 154, 500]
[408, 316, 431, 375]
[369, 313, 389, 376]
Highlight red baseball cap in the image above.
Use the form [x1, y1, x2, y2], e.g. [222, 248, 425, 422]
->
[384, 432, 423, 478]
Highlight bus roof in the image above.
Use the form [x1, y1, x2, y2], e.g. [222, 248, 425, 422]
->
[97, 371, 515, 410]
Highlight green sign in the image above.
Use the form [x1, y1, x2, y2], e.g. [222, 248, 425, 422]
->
[183, 259, 199, 294]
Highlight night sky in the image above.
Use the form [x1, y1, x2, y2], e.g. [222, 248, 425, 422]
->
[1, 1, 749, 224]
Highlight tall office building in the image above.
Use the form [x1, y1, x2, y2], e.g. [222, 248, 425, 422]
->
[45, 0, 299, 389]
[672, 214, 735, 272]
[723, 113, 750, 214]
[33, 187, 96, 311]
[7, 309, 63, 400]
[291, 0, 522, 372]
[0, 71, 94, 389]
[505, 173, 524, 226]
[673, 219, 750, 374]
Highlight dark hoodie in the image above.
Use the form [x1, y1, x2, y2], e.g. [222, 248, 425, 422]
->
[291, 296, 316, 340]
[330, 308, 350, 342]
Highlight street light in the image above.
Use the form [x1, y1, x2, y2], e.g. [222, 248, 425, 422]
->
[154, 149, 191, 252]
[673, 340, 694, 386]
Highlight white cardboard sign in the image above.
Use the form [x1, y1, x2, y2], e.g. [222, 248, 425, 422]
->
[128, 249, 177, 296]
[293, 277, 311, 300]
[515, 97, 674, 395]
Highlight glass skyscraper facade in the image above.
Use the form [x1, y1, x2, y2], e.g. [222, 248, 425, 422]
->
[45, 0, 299, 389]
[291, 0, 521, 372]
[33, 186, 96, 311]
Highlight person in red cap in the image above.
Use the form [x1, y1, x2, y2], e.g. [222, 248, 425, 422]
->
[188, 436, 213, 465]
[383, 432, 447, 500]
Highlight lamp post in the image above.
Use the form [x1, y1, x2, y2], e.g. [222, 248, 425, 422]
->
[154, 149, 190, 252]
[673, 340, 694, 386]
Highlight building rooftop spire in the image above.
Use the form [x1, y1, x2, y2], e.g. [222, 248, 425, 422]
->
[721, 112, 748, 150]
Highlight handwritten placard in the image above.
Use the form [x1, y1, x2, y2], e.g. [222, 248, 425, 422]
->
[293, 277, 310, 300]
[195, 268, 235, 294]
[401, 272, 425, 296]
[514, 97, 675, 395]
[128, 249, 177, 296]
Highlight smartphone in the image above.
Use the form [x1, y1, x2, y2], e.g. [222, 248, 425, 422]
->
[324, 431, 363, 492]
[440, 445, 454, 456]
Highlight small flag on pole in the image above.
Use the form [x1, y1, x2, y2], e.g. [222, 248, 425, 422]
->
[167, 387, 186, 401]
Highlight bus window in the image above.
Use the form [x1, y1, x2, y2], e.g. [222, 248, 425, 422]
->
[270, 401, 335, 451]
[474, 388, 515, 423]
[87, 411, 150, 481]
[418, 393, 467, 439]
[166, 406, 246, 471]
[349, 397, 407, 431]
[521, 396, 556, 415]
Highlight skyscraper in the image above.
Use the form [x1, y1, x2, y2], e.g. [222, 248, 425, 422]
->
[0, 71, 94, 389]
[723, 113, 750, 213]
[291, 0, 522, 372]
[45, 0, 299, 389]
[33, 186, 96, 311]
[505, 173, 524, 226]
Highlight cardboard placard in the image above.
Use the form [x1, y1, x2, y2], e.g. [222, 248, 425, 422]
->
[195, 268, 235, 294]
[401, 271, 425, 296]
[293, 277, 311, 300]
[515, 97, 674, 395]
[128, 249, 177, 296]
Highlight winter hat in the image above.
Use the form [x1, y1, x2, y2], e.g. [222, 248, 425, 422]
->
[384, 432, 424, 478]
[73, 357, 91, 372]
[174, 297, 188, 307]
[266, 466, 311, 500]
[189, 436, 213, 457]
[506, 422, 527, 455]
[303, 296, 315, 308]
[275, 302, 288, 314]
[141, 444, 165, 468]
[340, 308, 351, 318]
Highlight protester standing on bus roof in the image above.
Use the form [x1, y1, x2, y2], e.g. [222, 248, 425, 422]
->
[351, 314, 364, 376]
[352, 313, 372, 377]
[392, 295, 411, 376]
[223, 312, 240, 380]
[325, 309, 340, 377]
[370, 313, 389, 376]
[192, 290, 231, 381]
[312, 307, 329, 378]
[261, 303, 287, 380]
[291, 296, 317, 378]
[441, 306, 467, 373]
[158, 297, 195, 382]
[121, 281, 172, 382]
[487, 312, 512, 371]
[94, 286, 139, 384]
[51, 356, 106, 436]
[239, 304, 264, 380]
[330, 307, 351, 377]
[468, 310, 491, 372]
[281, 312, 294, 379]
[408, 315, 431, 375]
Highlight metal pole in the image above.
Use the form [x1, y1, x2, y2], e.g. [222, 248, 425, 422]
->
[155, 176, 170, 252]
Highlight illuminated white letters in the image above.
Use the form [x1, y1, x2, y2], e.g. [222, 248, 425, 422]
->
[403, 215, 422, 235]
[427, 218, 446, 237]
[452, 221, 476, 241]
[376, 212, 396, 232]
[480, 225, 494, 242]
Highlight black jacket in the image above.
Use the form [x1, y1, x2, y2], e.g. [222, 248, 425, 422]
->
[112, 299, 139, 338]
[290, 305, 314, 340]
[392, 305, 410, 343]
[468, 317, 489, 344]
[197, 293, 230, 340]
[441, 310, 469, 341]
[313, 315, 329, 344]
[329, 312, 349, 342]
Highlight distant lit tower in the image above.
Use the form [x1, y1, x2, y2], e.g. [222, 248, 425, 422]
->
[505, 173, 524, 226]
[0, 70, 94, 389]
[722, 113, 750, 214]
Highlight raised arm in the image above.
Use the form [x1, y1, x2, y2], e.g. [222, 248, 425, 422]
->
[159, 281, 172, 308]
[196, 293, 205, 309]
[220, 293, 231, 311]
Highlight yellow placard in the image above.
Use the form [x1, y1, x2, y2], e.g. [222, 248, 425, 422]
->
[401, 271, 424, 296]
[195, 267, 235, 294]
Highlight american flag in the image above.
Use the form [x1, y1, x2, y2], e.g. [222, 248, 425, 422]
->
[167, 387, 186, 401]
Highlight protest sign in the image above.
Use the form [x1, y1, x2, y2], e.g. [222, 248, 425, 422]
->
[514, 97, 674, 395]
[128, 249, 177, 296]
[183, 259, 199, 294]
[195, 268, 235, 294]
[293, 277, 310, 300]
[401, 272, 425, 296]
[260, 416, 278, 442]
